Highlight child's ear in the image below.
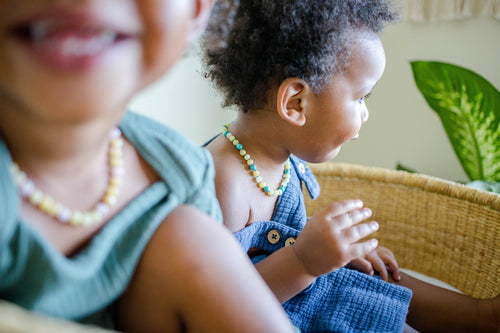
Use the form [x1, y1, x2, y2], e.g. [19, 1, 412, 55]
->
[188, 0, 214, 44]
[276, 78, 311, 127]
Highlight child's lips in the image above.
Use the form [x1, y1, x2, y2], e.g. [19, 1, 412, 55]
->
[7, 10, 139, 71]
[11, 21, 123, 55]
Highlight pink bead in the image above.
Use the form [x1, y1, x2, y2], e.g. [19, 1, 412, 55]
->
[20, 179, 35, 197]
[95, 202, 110, 216]
[109, 127, 122, 140]
[57, 207, 72, 223]
[111, 166, 125, 177]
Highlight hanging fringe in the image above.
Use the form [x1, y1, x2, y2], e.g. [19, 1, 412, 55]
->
[402, 0, 500, 22]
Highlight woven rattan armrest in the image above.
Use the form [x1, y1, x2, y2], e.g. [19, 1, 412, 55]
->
[304, 162, 500, 299]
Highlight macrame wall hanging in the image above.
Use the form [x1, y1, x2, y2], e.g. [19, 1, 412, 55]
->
[402, 0, 500, 22]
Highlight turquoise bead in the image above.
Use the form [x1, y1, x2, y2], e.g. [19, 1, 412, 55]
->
[222, 122, 290, 197]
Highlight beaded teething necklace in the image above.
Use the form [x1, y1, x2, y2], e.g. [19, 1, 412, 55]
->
[222, 123, 291, 196]
[9, 127, 125, 227]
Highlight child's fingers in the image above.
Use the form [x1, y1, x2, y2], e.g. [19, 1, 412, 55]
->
[348, 238, 378, 260]
[378, 247, 401, 281]
[349, 258, 374, 275]
[323, 200, 365, 226]
[342, 220, 379, 243]
[370, 255, 389, 281]
[385, 258, 401, 281]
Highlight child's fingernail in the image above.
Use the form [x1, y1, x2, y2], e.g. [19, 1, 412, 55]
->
[371, 239, 378, 247]
[370, 221, 379, 230]
[355, 200, 363, 208]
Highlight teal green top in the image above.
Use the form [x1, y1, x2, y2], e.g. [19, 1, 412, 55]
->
[0, 112, 222, 328]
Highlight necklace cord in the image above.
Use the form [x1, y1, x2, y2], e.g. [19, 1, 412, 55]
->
[9, 127, 125, 227]
[222, 123, 290, 196]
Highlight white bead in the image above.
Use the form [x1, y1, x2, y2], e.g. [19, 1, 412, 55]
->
[110, 127, 122, 140]
[111, 166, 125, 177]
[57, 207, 72, 223]
[9, 126, 124, 227]
[95, 202, 110, 216]
[20, 179, 35, 197]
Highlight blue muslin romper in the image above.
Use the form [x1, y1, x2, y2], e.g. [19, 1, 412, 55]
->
[234, 156, 412, 333]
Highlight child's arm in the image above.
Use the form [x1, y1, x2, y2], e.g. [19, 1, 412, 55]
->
[116, 205, 295, 333]
[255, 200, 380, 303]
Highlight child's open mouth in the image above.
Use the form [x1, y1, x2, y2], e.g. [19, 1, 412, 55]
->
[9, 15, 137, 71]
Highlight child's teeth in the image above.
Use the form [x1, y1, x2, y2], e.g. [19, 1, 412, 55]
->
[61, 33, 116, 56]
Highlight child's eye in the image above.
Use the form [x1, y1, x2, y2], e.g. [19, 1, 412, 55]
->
[358, 92, 371, 104]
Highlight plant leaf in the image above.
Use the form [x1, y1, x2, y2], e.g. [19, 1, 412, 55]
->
[467, 180, 500, 194]
[411, 61, 500, 182]
[396, 163, 417, 173]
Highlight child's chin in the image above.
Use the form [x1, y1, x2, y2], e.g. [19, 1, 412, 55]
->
[326, 147, 342, 161]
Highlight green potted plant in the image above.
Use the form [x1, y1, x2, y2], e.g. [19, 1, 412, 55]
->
[402, 61, 499, 193]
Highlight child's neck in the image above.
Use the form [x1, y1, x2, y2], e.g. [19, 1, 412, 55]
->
[1, 111, 118, 174]
[230, 112, 291, 168]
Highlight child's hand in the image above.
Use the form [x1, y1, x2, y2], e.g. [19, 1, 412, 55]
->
[292, 200, 379, 277]
[346, 246, 401, 281]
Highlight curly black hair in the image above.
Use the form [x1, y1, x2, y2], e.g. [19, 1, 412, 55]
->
[201, 0, 399, 112]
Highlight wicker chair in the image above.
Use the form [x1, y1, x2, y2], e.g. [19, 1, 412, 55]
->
[304, 162, 500, 299]
[1, 163, 498, 332]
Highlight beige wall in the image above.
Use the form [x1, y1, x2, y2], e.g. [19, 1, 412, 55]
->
[129, 16, 499, 183]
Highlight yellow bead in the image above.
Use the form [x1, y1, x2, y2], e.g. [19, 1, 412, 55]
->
[103, 194, 117, 206]
[39, 196, 52, 210]
[221, 124, 288, 198]
[82, 213, 94, 227]
[10, 126, 124, 227]
[52, 202, 63, 217]
[41, 197, 59, 217]
[10, 164, 19, 174]
[91, 211, 103, 224]
[29, 190, 44, 205]
[70, 211, 84, 226]
[105, 187, 119, 197]
[110, 157, 123, 167]
[109, 177, 123, 186]
[14, 171, 26, 184]
[109, 148, 122, 158]
[111, 138, 124, 148]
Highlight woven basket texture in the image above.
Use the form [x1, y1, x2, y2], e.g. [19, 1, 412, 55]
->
[304, 163, 500, 299]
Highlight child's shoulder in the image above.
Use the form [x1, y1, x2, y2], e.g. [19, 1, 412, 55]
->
[120, 111, 214, 189]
